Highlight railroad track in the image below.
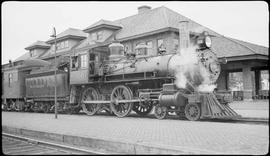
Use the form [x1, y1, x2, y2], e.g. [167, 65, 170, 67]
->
[2, 133, 104, 155]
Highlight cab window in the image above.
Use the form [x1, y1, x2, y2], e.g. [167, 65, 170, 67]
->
[71, 56, 79, 70]
[89, 53, 96, 75]
[80, 54, 87, 68]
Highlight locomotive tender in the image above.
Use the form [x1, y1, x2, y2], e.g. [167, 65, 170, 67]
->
[2, 21, 240, 121]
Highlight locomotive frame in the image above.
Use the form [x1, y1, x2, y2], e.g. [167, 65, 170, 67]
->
[66, 32, 240, 120]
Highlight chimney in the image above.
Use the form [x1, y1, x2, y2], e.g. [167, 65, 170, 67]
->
[138, 5, 151, 14]
[179, 21, 190, 51]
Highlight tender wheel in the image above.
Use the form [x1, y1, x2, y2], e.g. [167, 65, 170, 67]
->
[133, 102, 153, 116]
[81, 87, 101, 116]
[66, 105, 81, 115]
[71, 105, 82, 114]
[2, 103, 7, 111]
[110, 85, 133, 117]
[154, 104, 168, 119]
[184, 103, 201, 121]
[74, 106, 82, 114]
[33, 102, 40, 113]
[42, 103, 51, 113]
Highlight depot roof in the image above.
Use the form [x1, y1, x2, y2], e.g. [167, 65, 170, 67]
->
[46, 28, 87, 44]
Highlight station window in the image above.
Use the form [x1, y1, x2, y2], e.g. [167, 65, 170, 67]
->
[135, 42, 147, 56]
[8, 73, 13, 87]
[228, 72, 243, 91]
[157, 39, 164, 48]
[157, 39, 166, 54]
[56, 41, 69, 50]
[65, 41, 69, 48]
[91, 33, 97, 41]
[32, 79, 35, 88]
[30, 50, 37, 57]
[173, 38, 179, 52]
[61, 42, 64, 49]
[90, 31, 103, 41]
[44, 79, 47, 87]
[260, 70, 269, 90]
[146, 41, 153, 56]
[2, 72, 3, 85]
[57, 43, 60, 50]
[30, 80, 33, 88]
[80, 54, 87, 68]
[97, 31, 103, 40]
[38, 79, 41, 87]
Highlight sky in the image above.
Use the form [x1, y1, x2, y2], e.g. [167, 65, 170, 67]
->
[1, 1, 269, 64]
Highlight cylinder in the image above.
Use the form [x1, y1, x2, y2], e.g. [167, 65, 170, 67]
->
[159, 92, 187, 106]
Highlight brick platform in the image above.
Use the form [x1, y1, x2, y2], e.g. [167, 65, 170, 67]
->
[229, 100, 269, 119]
[2, 111, 268, 154]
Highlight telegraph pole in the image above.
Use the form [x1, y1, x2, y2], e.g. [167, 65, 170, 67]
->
[50, 27, 58, 119]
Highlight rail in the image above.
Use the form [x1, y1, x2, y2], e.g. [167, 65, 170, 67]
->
[2, 132, 104, 155]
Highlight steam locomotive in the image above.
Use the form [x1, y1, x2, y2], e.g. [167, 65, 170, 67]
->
[2, 22, 240, 121]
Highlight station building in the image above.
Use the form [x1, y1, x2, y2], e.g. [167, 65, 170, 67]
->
[2, 5, 269, 101]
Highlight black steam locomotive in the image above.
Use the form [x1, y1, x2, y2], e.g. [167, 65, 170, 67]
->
[2, 24, 240, 121]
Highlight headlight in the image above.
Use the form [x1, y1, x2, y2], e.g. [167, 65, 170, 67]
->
[209, 63, 219, 73]
[196, 33, 212, 49]
[205, 36, 212, 48]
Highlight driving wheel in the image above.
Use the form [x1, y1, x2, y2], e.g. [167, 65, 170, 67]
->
[110, 85, 133, 117]
[133, 102, 153, 116]
[81, 87, 101, 116]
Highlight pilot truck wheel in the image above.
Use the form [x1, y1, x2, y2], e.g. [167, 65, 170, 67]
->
[184, 103, 201, 121]
[154, 104, 168, 119]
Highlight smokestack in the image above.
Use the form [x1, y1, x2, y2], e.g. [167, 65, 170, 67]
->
[179, 21, 190, 51]
[138, 5, 151, 14]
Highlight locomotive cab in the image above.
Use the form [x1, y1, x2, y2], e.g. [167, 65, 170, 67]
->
[70, 46, 108, 84]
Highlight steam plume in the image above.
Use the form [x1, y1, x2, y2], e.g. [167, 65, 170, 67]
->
[169, 47, 216, 92]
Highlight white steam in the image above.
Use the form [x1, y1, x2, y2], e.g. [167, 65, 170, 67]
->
[169, 47, 216, 92]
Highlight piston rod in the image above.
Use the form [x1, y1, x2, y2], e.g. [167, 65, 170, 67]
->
[83, 99, 144, 104]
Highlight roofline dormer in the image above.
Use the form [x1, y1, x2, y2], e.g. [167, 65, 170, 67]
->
[25, 41, 50, 50]
[83, 24, 122, 34]
[46, 35, 87, 44]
